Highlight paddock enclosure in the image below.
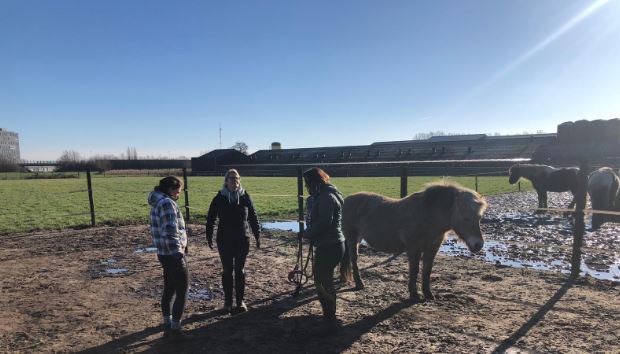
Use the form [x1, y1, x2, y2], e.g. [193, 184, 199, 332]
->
[1, 188, 620, 353]
[2, 160, 620, 353]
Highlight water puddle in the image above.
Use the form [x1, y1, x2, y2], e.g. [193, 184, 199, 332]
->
[94, 259, 129, 276]
[440, 235, 620, 281]
[189, 288, 215, 301]
[105, 268, 128, 274]
[134, 247, 158, 254]
[263, 220, 620, 282]
[262, 221, 302, 232]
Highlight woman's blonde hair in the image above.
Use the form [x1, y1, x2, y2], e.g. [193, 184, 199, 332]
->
[224, 169, 240, 182]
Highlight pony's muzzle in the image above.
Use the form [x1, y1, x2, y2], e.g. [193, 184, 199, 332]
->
[467, 239, 484, 253]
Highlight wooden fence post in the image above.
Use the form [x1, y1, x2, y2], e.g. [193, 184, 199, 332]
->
[570, 162, 589, 278]
[183, 168, 190, 222]
[400, 166, 408, 198]
[297, 167, 304, 236]
[475, 175, 479, 192]
[518, 181, 521, 192]
[86, 170, 96, 226]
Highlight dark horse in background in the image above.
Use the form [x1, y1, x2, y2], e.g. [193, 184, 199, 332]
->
[509, 164, 579, 212]
[588, 167, 620, 230]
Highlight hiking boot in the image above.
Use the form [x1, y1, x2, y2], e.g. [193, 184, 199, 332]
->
[222, 300, 233, 313]
[169, 329, 193, 341]
[235, 301, 248, 314]
[162, 323, 171, 338]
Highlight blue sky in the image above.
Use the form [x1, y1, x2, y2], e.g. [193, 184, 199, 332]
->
[1, 0, 619, 160]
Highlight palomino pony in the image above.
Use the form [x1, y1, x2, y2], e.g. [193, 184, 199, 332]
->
[339, 183, 488, 302]
[508, 164, 579, 211]
[588, 167, 620, 230]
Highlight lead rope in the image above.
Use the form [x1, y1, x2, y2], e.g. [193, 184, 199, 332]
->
[288, 232, 313, 297]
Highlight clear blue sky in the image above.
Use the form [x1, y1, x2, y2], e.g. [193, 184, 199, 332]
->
[2, 0, 619, 160]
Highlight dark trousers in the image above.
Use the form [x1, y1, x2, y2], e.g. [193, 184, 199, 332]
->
[217, 238, 250, 305]
[314, 241, 345, 318]
[158, 254, 190, 321]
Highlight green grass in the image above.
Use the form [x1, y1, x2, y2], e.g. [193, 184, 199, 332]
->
[0, 175, 531, 234]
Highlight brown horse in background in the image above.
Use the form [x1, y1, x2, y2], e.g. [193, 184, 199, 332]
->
[508, 164, 579, 212]
[340, 183, 488, 302]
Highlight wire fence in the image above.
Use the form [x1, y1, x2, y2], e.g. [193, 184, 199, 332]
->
[2, 163, 618, 280]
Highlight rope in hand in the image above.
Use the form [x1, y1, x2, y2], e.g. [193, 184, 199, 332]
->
[288, 222, 313, 297]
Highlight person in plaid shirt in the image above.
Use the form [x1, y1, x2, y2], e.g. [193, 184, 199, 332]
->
[148, 176, 191, 341]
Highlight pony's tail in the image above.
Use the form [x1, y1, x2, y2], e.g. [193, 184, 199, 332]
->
[339, 240, 352, 283]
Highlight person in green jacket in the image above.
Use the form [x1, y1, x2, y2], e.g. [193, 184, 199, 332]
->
[303, 167, 345, 321]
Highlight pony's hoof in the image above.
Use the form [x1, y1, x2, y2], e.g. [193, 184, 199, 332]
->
[423, 292, 435, 301]
[354, 283, 365, 291]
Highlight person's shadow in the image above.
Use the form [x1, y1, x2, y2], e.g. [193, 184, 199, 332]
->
[79, 284, 413, 354]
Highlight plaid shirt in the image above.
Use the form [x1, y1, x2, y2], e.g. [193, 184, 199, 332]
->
[148, 191, 187, 256]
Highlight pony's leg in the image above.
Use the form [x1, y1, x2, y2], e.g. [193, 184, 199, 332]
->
[349, 240, 365, 290]
[564, 193, 577, 217]
[535, 190, 546, 214]
[407, 249, 422, 303]
[422, 243, 441, 301]
[567, 191, 576, 210]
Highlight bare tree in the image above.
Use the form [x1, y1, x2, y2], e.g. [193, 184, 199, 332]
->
[125, 147, 138, 160]
[58, 150, 81, 163]
[231, 141, 249, 155]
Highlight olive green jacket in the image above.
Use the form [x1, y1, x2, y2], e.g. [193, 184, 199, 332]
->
[304, 184, 345, 247]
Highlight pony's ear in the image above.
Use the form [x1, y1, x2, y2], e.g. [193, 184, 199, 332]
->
[423, 186, 456, 212]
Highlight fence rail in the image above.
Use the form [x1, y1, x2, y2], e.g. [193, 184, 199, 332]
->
[1, 162, 617, 280]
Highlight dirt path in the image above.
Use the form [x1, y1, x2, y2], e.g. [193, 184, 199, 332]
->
[1, 223, 619, 353]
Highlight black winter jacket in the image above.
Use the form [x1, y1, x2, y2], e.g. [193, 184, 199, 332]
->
[205, 191, 260, 245]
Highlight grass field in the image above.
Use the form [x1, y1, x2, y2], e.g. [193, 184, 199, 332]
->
[0, 175, 531, 234]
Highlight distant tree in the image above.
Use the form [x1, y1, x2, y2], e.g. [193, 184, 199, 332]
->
[125, 147, 138, 160]
[58, 150, 81, 164]
[57, 150, 98, 171]
[231, 141, 249, 155]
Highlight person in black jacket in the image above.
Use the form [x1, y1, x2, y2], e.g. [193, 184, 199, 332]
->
[303, 167, 345, 322]
[206, 169, 260, 314]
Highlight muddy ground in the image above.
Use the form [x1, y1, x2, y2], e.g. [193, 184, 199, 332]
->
[1, 192, 619, 353]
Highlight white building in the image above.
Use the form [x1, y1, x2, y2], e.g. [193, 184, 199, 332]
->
[0, 128, 20, 162]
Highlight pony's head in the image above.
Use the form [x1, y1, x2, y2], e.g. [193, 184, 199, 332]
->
[508, 164, 520, 184]
[424, 183, 488, 253]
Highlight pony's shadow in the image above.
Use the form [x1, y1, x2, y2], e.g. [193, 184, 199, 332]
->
[492, 276, 575, 353]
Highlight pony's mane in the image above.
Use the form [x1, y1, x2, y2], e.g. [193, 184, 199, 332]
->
[511, 164, 554, 178]
[423, 181, 488, 213]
